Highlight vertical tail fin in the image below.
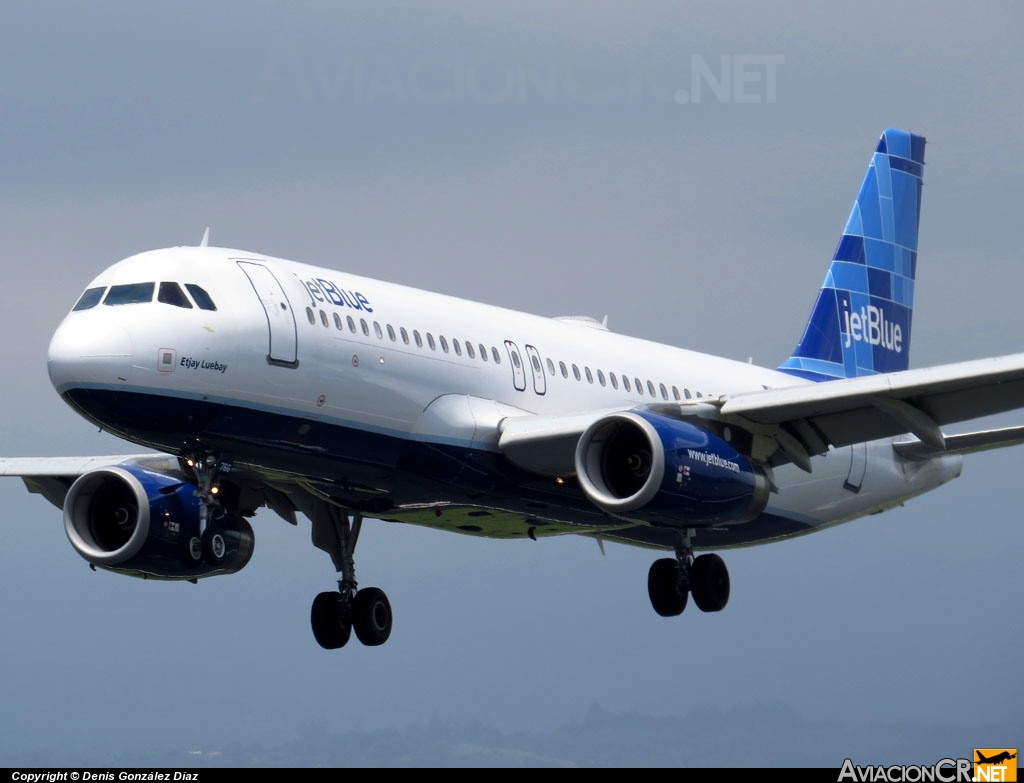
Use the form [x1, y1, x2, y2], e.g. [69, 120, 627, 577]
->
[778, 128, 926, 382]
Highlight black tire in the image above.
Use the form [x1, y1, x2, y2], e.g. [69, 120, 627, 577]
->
[311, 591, 352, 650]
[648, 558, 688, 617]
[202, 527, 227, 565]
[183, 535, 204, 568]
[690, 553, 730, 612]
[352, 587, 393, 647]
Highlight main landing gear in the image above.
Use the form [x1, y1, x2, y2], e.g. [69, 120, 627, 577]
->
[309, 504, 393, 650]
[647, 529, 730, 617]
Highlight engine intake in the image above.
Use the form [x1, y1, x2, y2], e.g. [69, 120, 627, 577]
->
[575, 410, 769, 526]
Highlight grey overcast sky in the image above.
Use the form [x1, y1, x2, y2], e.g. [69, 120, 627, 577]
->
[1, 0, 1021, 767]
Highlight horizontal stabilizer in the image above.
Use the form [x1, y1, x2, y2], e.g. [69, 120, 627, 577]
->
[893, 425, 1024, 460]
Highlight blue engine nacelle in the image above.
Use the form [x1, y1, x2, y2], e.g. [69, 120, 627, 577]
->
[575, 410, 770, 527]
[63, 464, 254, 580]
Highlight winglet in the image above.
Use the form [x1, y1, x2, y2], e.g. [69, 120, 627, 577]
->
[199, 227, 210, 248]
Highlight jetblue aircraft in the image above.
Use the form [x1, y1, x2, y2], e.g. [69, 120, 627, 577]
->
[4, 128, 1024, 650]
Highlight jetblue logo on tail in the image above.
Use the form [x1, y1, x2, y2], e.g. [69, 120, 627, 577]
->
[841, 300, 903, 353]
[777, 129, 924, 382]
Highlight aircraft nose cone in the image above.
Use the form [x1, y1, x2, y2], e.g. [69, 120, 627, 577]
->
[47, 316, 133, 393]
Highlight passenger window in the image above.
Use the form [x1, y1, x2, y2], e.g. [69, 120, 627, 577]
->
[72, 287, 106, 311]
[546, 358, 555, 376]
[492, 347, 501, 364]
[623, 376, 631, 392]
[684, 388, 692, 399]
[572, 364, 581, 381]
[387, 324, 396, 341]
[531, 355, 541, 373]
[597, 369, 606, 387]
[158, 282, 193, 309]
[320, 310, 329, 327]
[635, 378, 644, 396]
[647, 380, 656, 397]
[414, 330, 423, 348]
[306, 307, 315, 324]
[453, 339, 462, 356]
[511, 350, 520, 368]
[334, 313, 343, 330]
[427, 333, 436, 350]
[440, 335, 449, 353]
[609, 372, 618, 390]
[696, 391, 703, 398]
[184, 284, 217, 311]
[373, 321, 383, 339]
[584, 367, 593, 383]
[559, 361, 568, 378]
[104, 282, 155, 306]
[466, 341, 475, 359]
[672, 386, 681, 401]
[400, 327, 409, 344]
[660, 383, 669, 400]
[479, 343, 487, 361]
[347, 315, 356, 332]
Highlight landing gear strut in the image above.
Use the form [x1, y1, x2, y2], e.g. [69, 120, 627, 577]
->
[647, 528, 730, 616]
[309, 504, 393, 649]
[181, 452, 232, 567]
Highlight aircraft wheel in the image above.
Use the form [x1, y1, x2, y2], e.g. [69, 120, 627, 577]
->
[648, 558, 688, 617]
[311, 591, 352, 650]
[352, 587, 392, 647]
[202, 527, 227, 565]
[690, 553, 729, 612]
[183, 535, 204, 568]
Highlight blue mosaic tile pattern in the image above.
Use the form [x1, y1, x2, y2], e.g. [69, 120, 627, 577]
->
[779, 129, 925, 382]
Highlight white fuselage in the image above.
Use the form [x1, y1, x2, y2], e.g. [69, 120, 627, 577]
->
[46, 246, 963, 547]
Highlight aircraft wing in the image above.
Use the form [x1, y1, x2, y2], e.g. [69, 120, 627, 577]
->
[0, 454, 176, 509]
[499, 353, 1024, 475]
[717, 352, 1024, 469]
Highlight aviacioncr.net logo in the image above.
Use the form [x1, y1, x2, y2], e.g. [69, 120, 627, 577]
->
[838, 758, 973, 782]
[974, 749, 1017, 782]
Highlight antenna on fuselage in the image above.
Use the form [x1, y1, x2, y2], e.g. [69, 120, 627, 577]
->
[199, 227, 210, 247]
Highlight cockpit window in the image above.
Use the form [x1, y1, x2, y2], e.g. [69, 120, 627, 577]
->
[103, 282, 155, 306]
[72, 287, 106, 311]
[158, 282, 193, 309]
[185, 284, 217, 311]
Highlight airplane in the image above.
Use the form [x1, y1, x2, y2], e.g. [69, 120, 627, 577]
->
[4, 127, 1024, 651]
[977, 752, 1017, 765]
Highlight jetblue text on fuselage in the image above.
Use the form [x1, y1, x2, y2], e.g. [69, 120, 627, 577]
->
[305, 277, 373, 312]
[841, 299, 902, 352]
